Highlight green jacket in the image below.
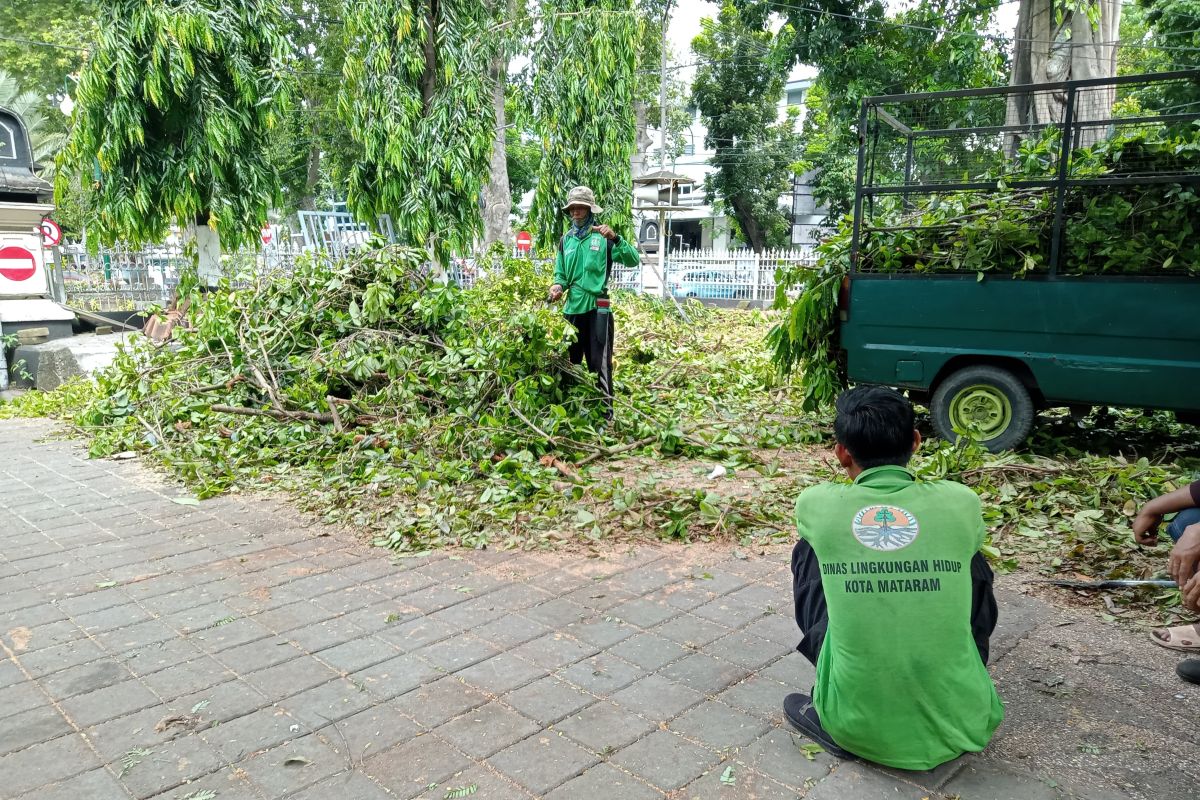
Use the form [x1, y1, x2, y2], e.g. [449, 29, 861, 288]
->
[553, 229, 640, 315]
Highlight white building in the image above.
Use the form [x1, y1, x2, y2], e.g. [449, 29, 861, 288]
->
[636, 64, 828, 253]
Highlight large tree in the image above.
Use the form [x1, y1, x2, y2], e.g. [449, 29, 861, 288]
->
[0, 0, 96, 114]
[58, 0, 294, 267]
[339, 0, 498, 264]
[1006, 0, 1122, 152]
[481, 0, 530, 250]
[529, 0, 639, 252]
[767, 0, 1009, 217]
[691, 1, 801, 252]
[272, 0, 348, 214]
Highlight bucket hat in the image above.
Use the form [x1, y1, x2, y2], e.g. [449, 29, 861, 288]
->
[562, 185, 604, 214]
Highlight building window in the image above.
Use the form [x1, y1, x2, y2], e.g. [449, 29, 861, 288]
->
[0, 122, 15, 160]
[682, 142, 695, 156]
[679, 184, 692, 196]
[786, 89, 806, 108]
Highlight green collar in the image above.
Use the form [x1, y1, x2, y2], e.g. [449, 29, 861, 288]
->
[852, 464, 916, 486]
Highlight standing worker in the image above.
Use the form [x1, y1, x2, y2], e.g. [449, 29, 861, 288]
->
[548, 186, 640, 419]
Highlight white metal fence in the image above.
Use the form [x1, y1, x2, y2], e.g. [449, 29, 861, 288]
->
[58, 212, 395, 310]
[55, 220, 814, 312]
[612, 248, 817, 303]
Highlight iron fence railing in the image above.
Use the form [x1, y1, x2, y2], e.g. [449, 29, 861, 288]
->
[53, 214, 814, 311]
[852, 70, 1200, 277]
[58, 211, 395, 310]
[610, 248, 818, 303]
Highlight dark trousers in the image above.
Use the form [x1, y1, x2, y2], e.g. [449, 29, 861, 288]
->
[790, 540, 999, 667]
[565, 309, 614, 417]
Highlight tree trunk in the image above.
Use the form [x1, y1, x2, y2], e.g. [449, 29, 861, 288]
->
[631, 99, 652, 178]
[482, 50, 512, 250]
[732, 198, 765, 253]
[1006, 0, 1121, 155]
[187, 213, 222, 287]
[299, 144, 320, 211]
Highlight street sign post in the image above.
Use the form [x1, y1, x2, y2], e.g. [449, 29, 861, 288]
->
[516, 231, 532, 254]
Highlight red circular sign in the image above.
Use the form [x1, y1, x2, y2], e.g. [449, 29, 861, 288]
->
[40, 219, 62, 247]
[0, 245, 37, 282]
[516, 231, 532, 253]
[261, 225, 273, 245]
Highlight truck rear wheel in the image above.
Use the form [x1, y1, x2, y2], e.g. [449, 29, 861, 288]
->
[931, 366, 1034, 452]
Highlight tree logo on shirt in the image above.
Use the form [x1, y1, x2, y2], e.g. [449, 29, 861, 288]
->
[852, 505, 920, 551]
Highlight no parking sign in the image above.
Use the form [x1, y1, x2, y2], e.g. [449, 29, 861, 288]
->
[40, 219, 62, 247]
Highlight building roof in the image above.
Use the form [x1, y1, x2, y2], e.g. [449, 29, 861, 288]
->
[0, 165, 52, 198]
[632, 169, 696, 186]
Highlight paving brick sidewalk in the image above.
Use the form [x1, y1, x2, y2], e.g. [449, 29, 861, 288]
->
[1, 419, 1195, 800]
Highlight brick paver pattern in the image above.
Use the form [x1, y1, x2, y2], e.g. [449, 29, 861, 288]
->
[0, 421, 1069, 799]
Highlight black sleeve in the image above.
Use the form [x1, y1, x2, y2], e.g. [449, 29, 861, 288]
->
[1191, 480, 1200, 506]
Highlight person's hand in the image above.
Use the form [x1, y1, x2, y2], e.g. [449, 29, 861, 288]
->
[1183, 572, 1200, 612]
[594, 225, 618, 241]
[548, 284, 564, 302]
[1132, 508, 1163, 546]
[1168, 523, 1200, 586]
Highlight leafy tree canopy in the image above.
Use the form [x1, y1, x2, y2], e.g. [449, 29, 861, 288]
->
[0, 0, 95, 117]
[339, 0, 498, 263]
[57, 0, 294, 248]
[691, 1, 801, 252]
[529, 0, 639, 251]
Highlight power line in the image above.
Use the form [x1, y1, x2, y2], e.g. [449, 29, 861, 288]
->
[761, 0, 1200, 54]
[0, 34, 87, 52]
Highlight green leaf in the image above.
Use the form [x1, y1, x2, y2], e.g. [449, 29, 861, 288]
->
[720, 765, 736, 785]
[181, 791, 218, 800]
[443, 785, 477, 799]
[797, 742, 825, 761]
[96, 580, 119, 589]
[171, 496, 200, 506]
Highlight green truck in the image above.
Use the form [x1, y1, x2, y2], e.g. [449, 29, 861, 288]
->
[840, 275, 1200, 450]
[840, 71, 1200, 450]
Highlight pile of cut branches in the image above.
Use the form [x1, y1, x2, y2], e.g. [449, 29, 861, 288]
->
[772, 122, 1200, 409]
[27, 247, 816, 550]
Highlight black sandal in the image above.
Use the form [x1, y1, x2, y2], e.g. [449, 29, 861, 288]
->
[782, 693, 856, 760]
[1178, 659, 1200, 686]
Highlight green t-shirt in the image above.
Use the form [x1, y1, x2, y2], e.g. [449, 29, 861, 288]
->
[795, 465, 1004, 770]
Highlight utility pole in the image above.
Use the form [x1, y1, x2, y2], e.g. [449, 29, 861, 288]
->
[656, 0, 673, 298]
[659, 0, 671, 174]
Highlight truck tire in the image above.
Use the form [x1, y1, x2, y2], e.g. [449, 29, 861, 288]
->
[931, 365, 1034, 452]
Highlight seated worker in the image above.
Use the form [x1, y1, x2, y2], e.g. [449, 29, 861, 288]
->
[1132, 480, 1200, 685]
[786, 386, 1004, 770]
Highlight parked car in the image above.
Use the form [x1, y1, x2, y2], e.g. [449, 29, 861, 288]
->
[669, 270, 749, 300]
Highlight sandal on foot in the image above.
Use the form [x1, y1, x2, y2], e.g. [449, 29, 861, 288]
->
[1178, 659, 1200, 686]
[1149, 623, 1200, 652]
[782, 693, 856, 760]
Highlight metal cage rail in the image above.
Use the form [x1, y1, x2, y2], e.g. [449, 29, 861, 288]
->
[851, 70, 1200, 277]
